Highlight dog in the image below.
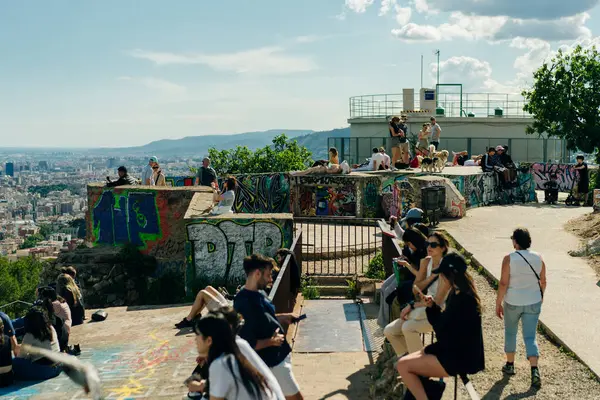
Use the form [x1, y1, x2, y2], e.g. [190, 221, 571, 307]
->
[431, 149, 449, 172]
[418, 155, 434, 172]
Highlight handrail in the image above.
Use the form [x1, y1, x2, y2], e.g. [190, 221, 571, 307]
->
[0, 300, 33, 310]
[269, 228, 302, 313]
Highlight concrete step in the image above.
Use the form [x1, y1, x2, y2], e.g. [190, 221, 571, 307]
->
[315, 285, 349, 297]
[309, 275, 353, 286]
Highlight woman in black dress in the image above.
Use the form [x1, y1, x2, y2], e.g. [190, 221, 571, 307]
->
[396, 252, 485, 399]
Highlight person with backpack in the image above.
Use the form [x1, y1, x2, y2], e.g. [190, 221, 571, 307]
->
[496, 228, 546, 389]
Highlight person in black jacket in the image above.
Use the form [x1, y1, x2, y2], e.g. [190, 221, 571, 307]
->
[106, 166, 137, 187]
[396, 252, 485, 400]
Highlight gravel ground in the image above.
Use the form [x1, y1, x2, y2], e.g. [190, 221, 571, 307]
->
[565, 212, 600, 277]
[303, 252, 378, 275]
[447, 267, 600, 399]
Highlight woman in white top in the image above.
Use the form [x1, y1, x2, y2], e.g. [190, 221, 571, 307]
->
[191, 313, 278, 400]
[211, 177, 236, 215]
[496, 227, 547, 389]
[384, 232, 451, 357]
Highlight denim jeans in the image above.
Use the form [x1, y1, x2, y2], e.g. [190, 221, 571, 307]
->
[504, 301, 542, 358]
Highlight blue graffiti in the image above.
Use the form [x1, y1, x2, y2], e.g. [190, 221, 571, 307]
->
[92, 191, 161, 247]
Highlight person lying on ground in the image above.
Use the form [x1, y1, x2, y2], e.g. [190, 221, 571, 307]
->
[292, 162, 350, 176]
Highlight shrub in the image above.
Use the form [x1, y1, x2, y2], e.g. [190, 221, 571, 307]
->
[365, 251, 385, 280]
[300, 275, 320, 300]
[0, 257, 46, 318]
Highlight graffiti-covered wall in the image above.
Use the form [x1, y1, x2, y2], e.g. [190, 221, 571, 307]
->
[185, 214, 293, 290]
[166, 174, 291, 214]
[531, 163, 597, 192]
[87, 184, 211, 268]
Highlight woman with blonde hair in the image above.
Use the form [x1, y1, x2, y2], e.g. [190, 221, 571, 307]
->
[150, 163, 167, 186]
[56, 274, 85, 326]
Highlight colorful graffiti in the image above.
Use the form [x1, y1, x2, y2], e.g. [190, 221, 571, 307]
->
[92, 190, 161, 248]
[186, 218, 293, 287]
[166, 174, 291, 213]
[531, 163, 578, 192]
[363, 178, 381, 218]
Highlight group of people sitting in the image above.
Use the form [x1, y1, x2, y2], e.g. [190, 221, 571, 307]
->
[0, 267, 85, 387]
[380, 213, 547, 397]
[481, 145, 518, 188]
[173, 252, 304, 400]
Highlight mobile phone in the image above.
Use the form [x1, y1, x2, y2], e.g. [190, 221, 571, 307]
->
[292, 314, 307, 323]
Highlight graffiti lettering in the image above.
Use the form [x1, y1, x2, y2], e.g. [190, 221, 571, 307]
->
[532, 163, 578, 192]
[92, 191, 161, 247]
[187, 220, 286, 285]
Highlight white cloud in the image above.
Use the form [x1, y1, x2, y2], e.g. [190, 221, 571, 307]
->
[494, 13, 591, 42]
[345, 0, 375, 13]
[128, 47, 317, 75]
[423, 0, 599, 20]
[117, 76, 186, 95]
[379, 0, 397, 15]
[392, 23, 442, 42]
[295, 35, 319, 43]
[432, 56, 520, 93]
[395, 6, 412, 26]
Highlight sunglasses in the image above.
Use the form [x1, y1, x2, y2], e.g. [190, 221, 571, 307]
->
[426, 242, 441, 248]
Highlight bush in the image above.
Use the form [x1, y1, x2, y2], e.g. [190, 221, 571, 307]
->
[365, 251, 385, 280]
[0, 257, 46, 318]
[300, 275, 320, 300]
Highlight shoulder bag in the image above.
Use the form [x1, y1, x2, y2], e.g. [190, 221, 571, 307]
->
[515, 251, 544, 300]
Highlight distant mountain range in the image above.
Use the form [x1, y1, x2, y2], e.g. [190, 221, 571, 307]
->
[96, 127, 351, 159]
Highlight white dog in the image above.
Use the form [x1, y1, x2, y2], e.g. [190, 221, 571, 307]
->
[432, 149, 449, 172]
[419, 145, 449, 173]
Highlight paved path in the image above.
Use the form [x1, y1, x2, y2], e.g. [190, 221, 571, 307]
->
[441, 204, 600, 377]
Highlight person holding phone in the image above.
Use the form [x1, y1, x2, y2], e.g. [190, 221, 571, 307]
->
[384, 232, 450, 358]
[496, 228, 546, 389]
[396, 252, 485, 399]
[234, 254, 304, 400]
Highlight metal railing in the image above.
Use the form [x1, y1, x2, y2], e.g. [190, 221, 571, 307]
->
[269, 229, 302, 313]
[349, 92, 530, 119]
[0, 300, 33, 319]
[294, 217, 381, 276]
[328, 136, 570, 165]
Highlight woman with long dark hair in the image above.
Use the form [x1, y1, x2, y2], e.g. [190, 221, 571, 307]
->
[211, 176, 237, 215]
[192, 313, 276, 399]
[396, 252, 485, 399]
[0, 319, 13, 387]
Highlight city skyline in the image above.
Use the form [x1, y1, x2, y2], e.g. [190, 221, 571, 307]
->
[2, 1, 600, 147]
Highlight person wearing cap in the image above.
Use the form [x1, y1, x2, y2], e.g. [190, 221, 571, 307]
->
[396, 252, 485, 399]
[141, 156, 158, 185]
[106, 166, 137, 187]
[400, 208, 423, 230]
[195, 157, 218, 187]
[379, 147, 391, 170]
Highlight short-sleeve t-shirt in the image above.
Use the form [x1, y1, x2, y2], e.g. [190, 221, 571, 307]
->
[211, 190, 235, 215]
[0, 313, 15, 337]
[196, 166, 217, 186]
[430, 123, 442, 140]
[209, 353, 278, 400]
[577, 162, 589, 191]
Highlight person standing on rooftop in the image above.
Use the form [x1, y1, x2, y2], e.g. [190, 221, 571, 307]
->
[430, 117, 442, 150]
[195, 157, 218, 188]
[141, 156, 158, 185]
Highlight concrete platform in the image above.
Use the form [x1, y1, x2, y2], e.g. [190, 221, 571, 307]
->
[441, 204, 600, 377]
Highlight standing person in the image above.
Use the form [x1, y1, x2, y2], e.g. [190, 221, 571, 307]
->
[56, 274, 84, 326]
[418, 124, 430, 153]
[211, 176, 237, 215]
[379, 147, 391, 169]
[190, 313, 278, 400]
[573, 155, 589, 205]
[141, 156, 158, 185]
[396, 252, 485, 399]
[389, 116, 404, 170]
[430, 117, 442, 150]
[195, 157, 218, 187]
[496, 228, 546, 389]
[234, 254, 304, 400]
[150, 162, 167, 186]
[398, 116, 410, 164]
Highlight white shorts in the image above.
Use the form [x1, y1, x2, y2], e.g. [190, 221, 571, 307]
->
[270, 354, 300, 396]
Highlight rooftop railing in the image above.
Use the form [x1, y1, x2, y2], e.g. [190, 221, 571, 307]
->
[349, 92, 531, 119]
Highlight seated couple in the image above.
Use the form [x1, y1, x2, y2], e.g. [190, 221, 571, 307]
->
[353, 147, 390, 171]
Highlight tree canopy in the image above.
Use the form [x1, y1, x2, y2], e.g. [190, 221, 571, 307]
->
[205, 134, 313, 175]
[20, 233, 44, 249]
[522, 45, 600, 163]
[0, 256, 45, 317]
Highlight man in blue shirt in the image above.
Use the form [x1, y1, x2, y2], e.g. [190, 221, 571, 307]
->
[0, 311, 19, 356]
[234, 254, 304, 400]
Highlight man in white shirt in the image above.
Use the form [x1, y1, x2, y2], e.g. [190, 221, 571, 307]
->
[141, 156, 158, 185]
[355, 148, 385, 171]
[379, 147, 391, 170]
[430, 117, 442, 150]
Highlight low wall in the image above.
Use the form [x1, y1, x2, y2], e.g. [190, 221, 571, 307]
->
[184, 211, 294, 291]
[532, 163, 597, 192]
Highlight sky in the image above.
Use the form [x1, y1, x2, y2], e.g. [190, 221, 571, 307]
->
[2, 0, 600, 148]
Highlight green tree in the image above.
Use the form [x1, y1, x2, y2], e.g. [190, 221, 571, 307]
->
[206, 134, 313, 175]
[20, 233, 44, 249]
[38, 224, 52, 239]
[523, 45, 600, 166]
[0, 256, 45, 317]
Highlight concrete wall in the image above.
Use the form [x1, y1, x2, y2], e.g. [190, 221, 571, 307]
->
[531, 163, 598, 192]
[348, 117, 567, 163]
[290, 173, 381, 218]
[185, 213, 294, 290]
[86, 184, 213, 277]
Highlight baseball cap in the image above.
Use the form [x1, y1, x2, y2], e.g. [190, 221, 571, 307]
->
[432, 252, 468, 275]
[149, 156, 158, 163]
[405, 208, 423, 219]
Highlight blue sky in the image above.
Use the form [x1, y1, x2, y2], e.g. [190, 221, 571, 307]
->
[2, 0, 600, 147]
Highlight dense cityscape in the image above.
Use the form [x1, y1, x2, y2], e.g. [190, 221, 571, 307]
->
[0, 151, 197, 259]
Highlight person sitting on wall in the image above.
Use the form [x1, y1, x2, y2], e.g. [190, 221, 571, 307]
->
[106, 166, 137, 187]
[174, 286, 230, 329]
[56, 274, 85, 326]
[544, 174, 559, 204]
[496, 145, 517, 188]
[311, 147, 339, 168]
[379, 147, 391, 170]
[353, 148, 385, 171]
[210, 176, 237, 215]
[481, 148, 497, 172]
